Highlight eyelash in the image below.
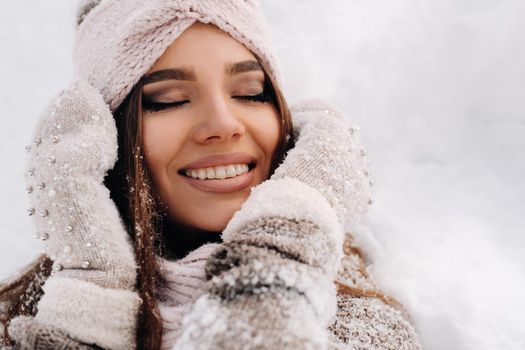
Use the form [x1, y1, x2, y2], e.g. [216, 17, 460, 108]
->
[142, 99, 188, 112]
[235, 90, 272, 103]
[142, 91, 273, 113]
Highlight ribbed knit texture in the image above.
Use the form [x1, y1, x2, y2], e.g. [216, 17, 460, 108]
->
[74, 0, 281, 111]
[156, 243, 221, 350]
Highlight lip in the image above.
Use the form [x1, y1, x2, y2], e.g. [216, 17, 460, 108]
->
[179, 152, 257, 171]
[180, 166, 256, 193]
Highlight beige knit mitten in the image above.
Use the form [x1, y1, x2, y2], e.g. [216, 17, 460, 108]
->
[272, 98, 373, 231]
[9, 80, 140, 350]
[173, 100, 371, 349]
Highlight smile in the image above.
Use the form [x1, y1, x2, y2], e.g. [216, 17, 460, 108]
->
[177, 152, 258, 193]
[182, 163, 255, 180]
[178, 162, 257, 193]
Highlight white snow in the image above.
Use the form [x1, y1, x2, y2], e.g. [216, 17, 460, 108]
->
[1, 1, 524, 349]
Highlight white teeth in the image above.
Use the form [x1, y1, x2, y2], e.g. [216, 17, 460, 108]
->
[215, 167, 227, 179]
[226, 165, 237, 178]
[185, 163, 251, 180]
[206, 168, 216, 179]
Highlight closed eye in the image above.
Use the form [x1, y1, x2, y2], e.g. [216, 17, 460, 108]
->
[142, 100, 189, 112]
[233, 76, 276, 105]
[232, 91, 272, 103]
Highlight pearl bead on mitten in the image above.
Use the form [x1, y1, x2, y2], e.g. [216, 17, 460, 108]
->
[173, 100, 372, 349]
[9, 80, 140, 350]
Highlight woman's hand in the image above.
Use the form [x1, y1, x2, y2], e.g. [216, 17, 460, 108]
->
[217, 99, 373, 281]
[24, 80, 137, 289]
[9, 80, 140, 350]
[272, 98, 373, 231]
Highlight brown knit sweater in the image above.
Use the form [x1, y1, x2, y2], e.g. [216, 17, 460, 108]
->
[155, 233, 421, 350]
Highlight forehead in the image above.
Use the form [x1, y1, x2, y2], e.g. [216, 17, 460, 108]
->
[147, 22, 257, 74]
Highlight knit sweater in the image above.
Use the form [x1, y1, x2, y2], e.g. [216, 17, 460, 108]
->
[156, 243, 221, 349]
[155, 235, 420, 350]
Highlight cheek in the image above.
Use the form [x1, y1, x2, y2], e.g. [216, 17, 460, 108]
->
[142, 117, 187, 198]
[250, 107, 281, 166]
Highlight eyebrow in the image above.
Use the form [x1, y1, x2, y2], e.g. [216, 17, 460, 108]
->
[142, 60, 263, 85]
[142, 68, 196, 84]
[226, 60, 263, 75]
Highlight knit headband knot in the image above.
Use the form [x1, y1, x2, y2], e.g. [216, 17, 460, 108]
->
[74, 0, 282, 111]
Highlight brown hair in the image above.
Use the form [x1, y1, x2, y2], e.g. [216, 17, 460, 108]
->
[0, 255, 53, 347]
[335, 237, 411, 322]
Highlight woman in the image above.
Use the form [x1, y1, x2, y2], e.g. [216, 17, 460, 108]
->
[0, 1, 422, 349]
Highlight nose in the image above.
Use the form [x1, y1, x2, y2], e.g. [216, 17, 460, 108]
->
[194, 94, 246, 144]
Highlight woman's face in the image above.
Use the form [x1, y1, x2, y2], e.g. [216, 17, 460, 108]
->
[142, 22, 281, 232]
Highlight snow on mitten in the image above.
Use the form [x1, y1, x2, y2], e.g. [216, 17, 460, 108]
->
[10, 80, 140, 350]
[272, 98, 373, 231]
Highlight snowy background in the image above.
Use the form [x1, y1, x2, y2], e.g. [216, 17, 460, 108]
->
[1, 1, 524, 349]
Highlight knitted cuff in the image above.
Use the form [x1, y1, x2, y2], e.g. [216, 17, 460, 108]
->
[33, 277, 141, 350]
[222, 177, 344, 277]
[205, 247, 337, 323]
[8, 315, 97, 350]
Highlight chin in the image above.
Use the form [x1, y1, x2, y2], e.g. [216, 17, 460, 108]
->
[186, 214, 233, 233]
[198, 221, 230, 233]
[170, 199, 245, 233]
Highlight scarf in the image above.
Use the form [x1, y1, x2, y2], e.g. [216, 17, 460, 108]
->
[156, 242, 221, 350]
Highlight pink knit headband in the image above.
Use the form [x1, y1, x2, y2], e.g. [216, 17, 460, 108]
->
[74, 0, 282, 111]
